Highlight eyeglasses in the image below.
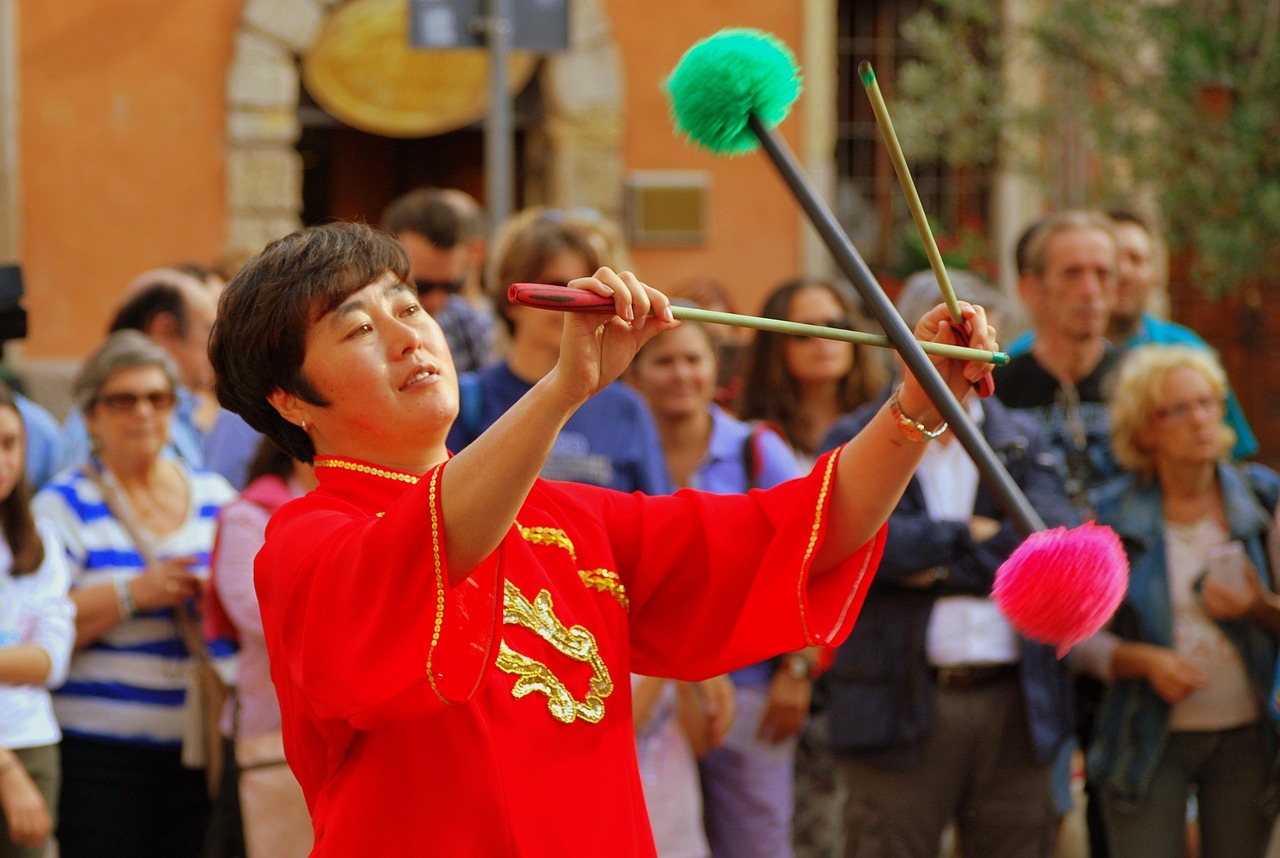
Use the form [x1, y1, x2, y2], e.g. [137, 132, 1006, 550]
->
[785, 319, 853, 341]
[95, 390, 177, 414]
[413, 277, 467, 296]
[1155, 394, 1224, 423]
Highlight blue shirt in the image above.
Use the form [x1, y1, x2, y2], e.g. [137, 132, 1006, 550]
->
[690, 406, 802, 686]
[201, 408, 263, 491]
[447, 362, 673, 495]
[16, 394, 61, 491]
[1005, 312, 1257, 459]
[435, 295, 497, 375]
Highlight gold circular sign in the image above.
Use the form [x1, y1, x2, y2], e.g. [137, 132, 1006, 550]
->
[302, 0, 538, 138]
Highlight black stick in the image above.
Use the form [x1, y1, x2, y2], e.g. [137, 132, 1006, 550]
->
[748, 114, 1045, 536]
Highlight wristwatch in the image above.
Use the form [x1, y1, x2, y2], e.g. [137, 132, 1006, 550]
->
[783, 652, 816, 681]
[889, 387, 948, 442]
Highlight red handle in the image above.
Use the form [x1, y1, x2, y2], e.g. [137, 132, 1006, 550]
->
[508, 283, 616, 312]
[954, 318, 996, 398]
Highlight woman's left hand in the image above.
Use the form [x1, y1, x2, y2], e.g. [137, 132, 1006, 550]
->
[548, 268, 679, 404]
[896, 301, 997, 425]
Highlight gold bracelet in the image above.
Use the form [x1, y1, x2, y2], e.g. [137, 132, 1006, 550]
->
[888, 386, 947, 442]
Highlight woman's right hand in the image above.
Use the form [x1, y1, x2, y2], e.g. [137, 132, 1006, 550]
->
[0, 761, 50, 849]
[551, 268, 678, 404]
[130, 556, 202, 612]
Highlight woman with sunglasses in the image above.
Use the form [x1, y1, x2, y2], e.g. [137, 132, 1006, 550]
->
[739, 278, 887, 468]
[33, 331, 235, 858]
[207, 222, 994, 856]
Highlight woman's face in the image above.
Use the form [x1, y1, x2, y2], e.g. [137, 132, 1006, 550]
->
[280, 272, 458, 462]
[629, 324, 717, 422]
[0, 406, 24, 502]
[781, 285, 854, 386]
[507, 249, 593, 354]
[85, 366, 176, 464]
[1148, 365, 1226, 470]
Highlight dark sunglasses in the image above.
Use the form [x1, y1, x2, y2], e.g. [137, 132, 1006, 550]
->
[785, 318, 853, 341]
[95, 390, 177, 414]
[414, 277, 467, 296]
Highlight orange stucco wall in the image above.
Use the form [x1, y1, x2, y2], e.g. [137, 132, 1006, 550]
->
[604, 0, 809, 318]
[17, 0, 806, 360]
[19, 0, 241, 359]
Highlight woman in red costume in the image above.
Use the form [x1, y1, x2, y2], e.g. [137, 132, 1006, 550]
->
[207, 223, 995, 857]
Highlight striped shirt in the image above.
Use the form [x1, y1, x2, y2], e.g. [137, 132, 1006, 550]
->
[33, 462, 235, 746]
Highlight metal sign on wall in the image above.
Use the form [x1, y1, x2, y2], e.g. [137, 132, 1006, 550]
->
[410, 0, 569, 53]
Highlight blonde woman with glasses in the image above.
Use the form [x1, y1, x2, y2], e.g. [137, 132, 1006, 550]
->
[1085, 344, 1280, 858]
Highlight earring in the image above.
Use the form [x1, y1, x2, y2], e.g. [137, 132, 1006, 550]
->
[301, 419, 309, 433]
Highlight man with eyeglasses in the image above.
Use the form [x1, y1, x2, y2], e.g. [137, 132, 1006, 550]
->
[381, 188, 498, 374]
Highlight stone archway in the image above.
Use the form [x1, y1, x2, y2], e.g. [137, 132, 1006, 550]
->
[223, 0, 625, 257]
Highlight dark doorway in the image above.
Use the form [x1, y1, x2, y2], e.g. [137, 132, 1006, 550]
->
[297, 83, 531, 228]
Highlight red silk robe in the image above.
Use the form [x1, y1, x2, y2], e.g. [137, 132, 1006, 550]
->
[254, 449, 884, 856]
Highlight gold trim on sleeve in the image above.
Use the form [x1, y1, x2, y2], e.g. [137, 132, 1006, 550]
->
[797, 447, 841, 644]
[496, 582, 613, 724]
[423, 466, 452, 702]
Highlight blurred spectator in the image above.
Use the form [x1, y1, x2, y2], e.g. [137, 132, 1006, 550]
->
[382, 188, 497, 373]
[55, 269, 219, 476]
[738, 278, 886, 467]
[736, 277, 886, 858]
[0, 380, 74, 858]
[669, 279, 751, 411]
[1085, 345, 1279, 857]
[1004, 210, 1256, 460]
[627, 315, 801, 858]
[632, 675, 731, 858]
[821, 271, 1077, 858]
[446, 207, 671, 494]
[34, 332, 235, 858]
[206, 437, 316, 858]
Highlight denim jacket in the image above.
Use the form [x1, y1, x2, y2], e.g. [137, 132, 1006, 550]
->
[820, 394, 1079, 768]
[1087, 463, 1280, 810]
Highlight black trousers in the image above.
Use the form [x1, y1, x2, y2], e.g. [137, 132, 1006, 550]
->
[57, 735, 210, 858]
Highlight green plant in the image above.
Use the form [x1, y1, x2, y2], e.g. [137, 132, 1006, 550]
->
[890, 0, 1280, 296]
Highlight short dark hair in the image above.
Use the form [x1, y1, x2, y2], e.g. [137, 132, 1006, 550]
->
[1106, 208, 1149, 233]
[1013, 216, 1048, 276]
[209, 222, 411, 463]
[381, 188, 484, 249]
[109, 283, 190, 336]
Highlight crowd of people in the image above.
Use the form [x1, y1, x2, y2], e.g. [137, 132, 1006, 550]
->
[0, 191, 1276, 858]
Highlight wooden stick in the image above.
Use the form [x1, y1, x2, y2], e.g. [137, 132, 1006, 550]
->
[507, 284, 1010, 365]
[744, 113, 1045, 537]
[859, 61, 963, 325]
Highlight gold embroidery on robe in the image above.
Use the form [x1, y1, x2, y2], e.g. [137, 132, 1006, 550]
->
[496, 581, 613, 724]
[578, 569, 629, 610]
[516, 523, 577, 560]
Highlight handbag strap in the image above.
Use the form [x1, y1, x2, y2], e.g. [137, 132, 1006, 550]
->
[80, 461, 213, 665]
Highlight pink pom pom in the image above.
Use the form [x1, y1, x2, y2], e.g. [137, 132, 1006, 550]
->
[992, 522, 1129, 657]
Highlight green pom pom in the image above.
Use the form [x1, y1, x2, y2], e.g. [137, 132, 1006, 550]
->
[666, 29, 802, 156]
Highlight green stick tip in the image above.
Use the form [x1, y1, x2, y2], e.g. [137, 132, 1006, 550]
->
[857, 61, 875, 85]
